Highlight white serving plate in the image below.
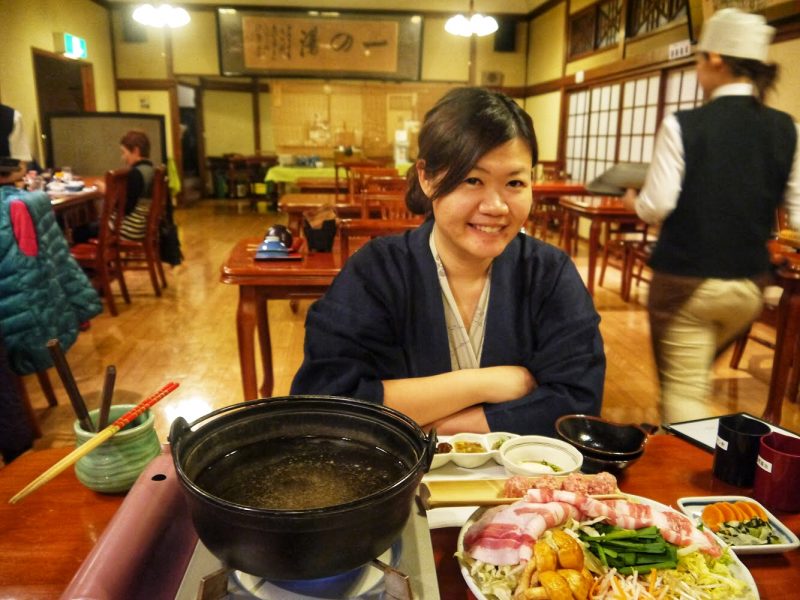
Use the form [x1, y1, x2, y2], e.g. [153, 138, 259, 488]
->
[458, 495, 759, 600]
[430, 433, 519, 470]
[677, 495, 800, 555]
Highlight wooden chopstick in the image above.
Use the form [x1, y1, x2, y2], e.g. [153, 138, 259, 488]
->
[8, 382, 179, 504]
[97, 365, 116, 430]
[46, 339, 94, 432]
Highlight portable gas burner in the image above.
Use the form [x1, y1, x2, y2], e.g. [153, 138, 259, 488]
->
[175, 502, 440, 600]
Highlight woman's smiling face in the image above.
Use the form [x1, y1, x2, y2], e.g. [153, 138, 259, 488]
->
[422, 137, 533, 268]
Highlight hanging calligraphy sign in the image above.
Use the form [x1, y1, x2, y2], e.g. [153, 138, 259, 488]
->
[218, 9, 422, 80]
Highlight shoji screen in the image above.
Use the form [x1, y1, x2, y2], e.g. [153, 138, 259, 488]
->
[618, 75, 660, 163]
[563, 65, 701, 180]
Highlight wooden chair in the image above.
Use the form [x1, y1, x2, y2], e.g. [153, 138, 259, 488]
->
[528, 196, 563, 243]
[730, 209, 794, 369]
[347, 166, 399, 201]
[599, 222, 653, 298]
[339, 217, 423, 260]
[119, 165, 168, 296]
[620, 239, 656, 302]
[363, 174, 408, 194]
[333, 159, 384, 200]
[360, 190, 412, 219]
[70, 168, 131, 316]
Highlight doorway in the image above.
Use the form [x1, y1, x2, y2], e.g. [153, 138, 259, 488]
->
[33, 49, 95, 167]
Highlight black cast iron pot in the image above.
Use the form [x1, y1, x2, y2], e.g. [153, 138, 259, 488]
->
[169, 396, 435, 580]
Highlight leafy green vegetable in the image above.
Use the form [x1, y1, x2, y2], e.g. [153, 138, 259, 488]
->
[713, 517, 782, 546]
[578, 523, 678, 575]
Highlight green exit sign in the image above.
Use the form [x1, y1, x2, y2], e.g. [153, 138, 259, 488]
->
[62, 33, 87, 59]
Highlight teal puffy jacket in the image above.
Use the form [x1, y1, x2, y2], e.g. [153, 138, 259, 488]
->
[0, 187, 101, 374]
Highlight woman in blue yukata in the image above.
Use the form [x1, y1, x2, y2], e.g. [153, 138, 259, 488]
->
[291, 87, 605, 436]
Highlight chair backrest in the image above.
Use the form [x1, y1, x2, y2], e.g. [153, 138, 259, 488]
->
[360, 190, 414, 219]
[339, 217, 422, 259]
[98, 168, 130, 250]
[145, 165, 168, 244]
[347, 166, 399, 200]
[363, 174, 408, 194]
[334, 158, 384, 200]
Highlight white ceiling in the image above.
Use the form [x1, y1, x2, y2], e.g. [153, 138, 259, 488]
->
[105, 1, 549, 16]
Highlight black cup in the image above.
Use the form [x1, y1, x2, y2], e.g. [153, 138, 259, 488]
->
[712, 414, 771, 487]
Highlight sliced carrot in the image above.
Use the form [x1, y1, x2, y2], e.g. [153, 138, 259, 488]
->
[745, 500, 769, 520]
[702, 504, 724, 531]
[648, 567, 658, 593]
[718, 502, 738, 523]
[733, 501, 755, 521]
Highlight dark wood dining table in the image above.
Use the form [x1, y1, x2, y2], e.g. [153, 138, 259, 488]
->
[532, 179, 588, 197]
[559, 195, 643, 295]
[220, 237, 343, 400]
[47, 178, 104, 243]
[1, 435, 797, 599]
[277, 192, 363, 236]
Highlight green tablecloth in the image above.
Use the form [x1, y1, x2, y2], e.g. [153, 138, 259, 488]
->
[265, 163, 411, 183]
[265, 166, 337, 183]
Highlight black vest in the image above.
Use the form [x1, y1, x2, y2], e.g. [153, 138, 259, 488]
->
[0, 104, 14, 158]
[649, 96, 796, 278]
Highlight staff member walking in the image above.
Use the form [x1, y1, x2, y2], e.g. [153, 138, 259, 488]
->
[623, 8, 800, 423]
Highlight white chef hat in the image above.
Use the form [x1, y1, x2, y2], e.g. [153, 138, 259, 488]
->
[697, 8, 775, 62]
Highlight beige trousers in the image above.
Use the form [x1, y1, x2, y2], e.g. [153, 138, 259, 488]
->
[648, 275, 764, 424]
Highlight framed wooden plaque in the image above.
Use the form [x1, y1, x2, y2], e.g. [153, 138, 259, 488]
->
[217, 9, 422, 80]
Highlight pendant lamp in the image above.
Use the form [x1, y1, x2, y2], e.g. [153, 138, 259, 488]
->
[132, 4, 191, 28]
[445, 0, 498, 37]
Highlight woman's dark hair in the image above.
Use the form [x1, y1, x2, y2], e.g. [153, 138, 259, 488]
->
[120, 129, 151, 158]
[406, 87, 538, 216]
[716, 54, 779, 103]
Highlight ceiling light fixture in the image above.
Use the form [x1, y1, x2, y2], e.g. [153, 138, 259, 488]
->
[445, 0, 498, 37]
[132, 4, 191, 28]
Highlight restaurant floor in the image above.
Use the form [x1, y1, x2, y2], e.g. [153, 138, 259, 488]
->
[15, 198, 800, 454]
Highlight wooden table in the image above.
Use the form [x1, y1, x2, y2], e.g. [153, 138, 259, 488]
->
[533, 179, 587, 197]
[220, 238, 343, 400]
[528, 180, 588, 244]
[278, 192, 401, 237]
[277, 192, 362, 236]
[46, 181, 104, 244]
[559, 195, 642, 295]
[432, 434, 800, 599]
[295, 177, 348, 194]
[2, 435, 797, 599]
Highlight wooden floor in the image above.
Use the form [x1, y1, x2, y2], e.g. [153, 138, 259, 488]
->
[18, 198, 800, 452]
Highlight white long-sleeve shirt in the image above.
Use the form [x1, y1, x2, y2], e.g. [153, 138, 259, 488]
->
[7, 108, 32, 161]
[635, 83, 800, 231]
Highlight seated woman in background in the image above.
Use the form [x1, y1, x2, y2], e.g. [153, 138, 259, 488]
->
[117, 129, 155, 241]
[291, 87, 605, 436]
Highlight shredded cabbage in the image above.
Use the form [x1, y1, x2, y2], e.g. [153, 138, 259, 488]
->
[456, 530, 756, 600]
[454, 551, 524, 600]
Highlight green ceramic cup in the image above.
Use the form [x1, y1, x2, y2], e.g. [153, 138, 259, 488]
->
[73, 404, 161, 493]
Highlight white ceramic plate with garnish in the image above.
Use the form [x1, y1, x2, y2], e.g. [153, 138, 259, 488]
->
[458, 495, 759, 600]
[677, 495, 800, 555]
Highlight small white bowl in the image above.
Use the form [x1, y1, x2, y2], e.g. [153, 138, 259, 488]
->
[500, 435, 583, 476]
